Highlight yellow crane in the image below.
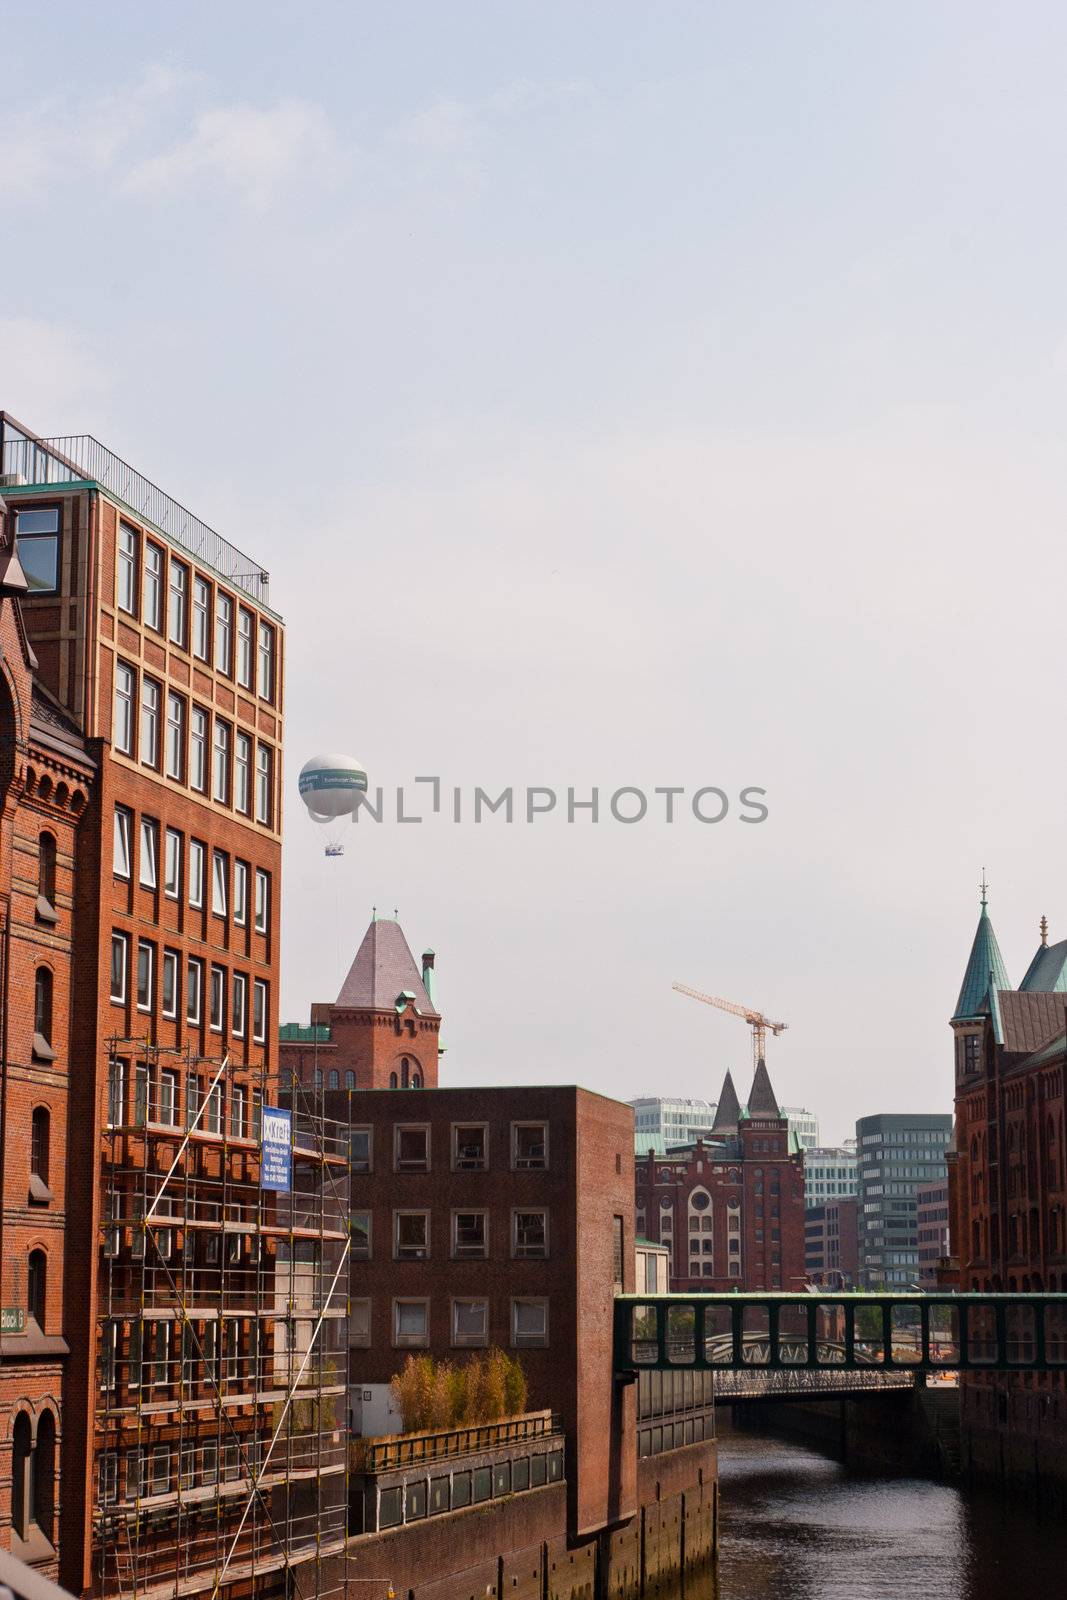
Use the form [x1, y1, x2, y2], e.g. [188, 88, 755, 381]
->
[672, 981, 788, 1068]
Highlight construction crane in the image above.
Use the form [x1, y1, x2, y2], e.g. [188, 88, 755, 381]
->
[672, 982, 788, 1068]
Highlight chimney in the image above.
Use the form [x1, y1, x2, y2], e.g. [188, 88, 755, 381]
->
[421, 949, 436, 1007]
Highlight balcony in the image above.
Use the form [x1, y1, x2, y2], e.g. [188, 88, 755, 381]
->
[0, 417, 270, 605]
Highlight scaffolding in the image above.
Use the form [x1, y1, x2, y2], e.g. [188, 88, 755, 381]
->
[94, 1039, 351, 1600]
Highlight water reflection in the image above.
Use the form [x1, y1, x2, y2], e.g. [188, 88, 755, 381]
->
[692, 1428, 1067, 1600]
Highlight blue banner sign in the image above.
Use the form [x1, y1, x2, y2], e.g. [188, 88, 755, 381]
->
[261, 1107, 292, 1192]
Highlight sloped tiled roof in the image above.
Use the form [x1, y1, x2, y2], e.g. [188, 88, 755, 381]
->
[1019, 939, 1067, 994]
[996, 990, 1066, 1056]
[745, 1058, 781, 1118]
[711, 1071, 741, 1133]
[335, 917, 438, 1015]
[954, 902, 1011, 1021]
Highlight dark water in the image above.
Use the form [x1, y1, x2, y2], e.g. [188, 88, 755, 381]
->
[701, 1429, 1067, 1599]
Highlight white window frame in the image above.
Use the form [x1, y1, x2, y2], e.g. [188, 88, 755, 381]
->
[257, 621, 274, 701]
[192, 575, 211, 661]
[110, 932, 129, 1003]
[232, 972, 247, 1038]
[237, 608, 254, 688]
[114, 807, 132, 879]
[210, 965, 225, 1033]
[234, 732, 251, 814]
[161, 950, 179, 1019]
[139, 818, 158, 890]
[118, 522, 138, 614]
[233, 860, 248, 925]
[186, 958, 203, 1025]
[164, 828, 181, 899]
[212, 851, 228, 918]
[144, 542, 163, 630]
[190, 706, 208, 792]
[114, 662, 135, 755]
[189, 840, 205, 909]
[160, 1068, 179, 1127]
[255, 743, 272, 824]
[252, 979, 267, 1043]
[169, 558, 187, 647]
[140, 677, 160, 769]
[136, 941, 154, 1013]
[166, 692, 185, 781]
[215, 592, 233, 675]
[213, 719, 230, 804]
[254, 869, 269, 933]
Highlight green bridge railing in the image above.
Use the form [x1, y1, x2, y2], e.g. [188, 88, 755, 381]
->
[614, 1293, 1067, 1375]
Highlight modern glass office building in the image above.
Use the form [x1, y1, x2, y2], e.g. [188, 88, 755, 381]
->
[855, 1112, 952, 1287]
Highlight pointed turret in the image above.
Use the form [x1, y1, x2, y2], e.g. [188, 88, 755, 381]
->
[336, 915, 439, 1015]
[746, 1057, 781, 1119]
[711, 1070, 741, 1134]
[953, 884, 1011, 1022]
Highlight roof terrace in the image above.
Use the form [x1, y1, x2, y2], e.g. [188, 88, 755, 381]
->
[0, 413, 270, 605]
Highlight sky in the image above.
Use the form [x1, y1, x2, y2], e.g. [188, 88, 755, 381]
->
[4, 3, 1067, 1143]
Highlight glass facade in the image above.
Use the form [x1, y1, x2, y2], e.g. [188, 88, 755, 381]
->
[855, 1113, 952, 1288]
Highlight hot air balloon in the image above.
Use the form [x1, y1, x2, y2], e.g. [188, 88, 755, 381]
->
[298, 754, 368, 856]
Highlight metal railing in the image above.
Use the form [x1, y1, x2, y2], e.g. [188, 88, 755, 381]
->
[0, 426, 270, 604]
[355, 1409, 558, 1473]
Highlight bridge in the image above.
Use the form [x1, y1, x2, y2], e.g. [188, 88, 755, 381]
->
[614, 1294, 1067, 1392]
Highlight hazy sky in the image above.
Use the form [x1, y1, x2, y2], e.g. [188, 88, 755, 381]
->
[4, 3, 1067, 1143]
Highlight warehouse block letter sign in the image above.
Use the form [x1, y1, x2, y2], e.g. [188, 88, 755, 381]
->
[261, 1107, 292, 1192]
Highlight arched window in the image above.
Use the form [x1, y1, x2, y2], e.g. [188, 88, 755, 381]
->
[28, 1250, 46, 1329]
[328, 1070, 339, 1090]
[313, 1068, 323, 1091]
[412, 1072, 422, 1088]
[34, 968, 53, 1046]
[33, 1411, 55, 1545]
[401, 1057, 410, 1088]
[38, 832, 56, 912]
[31, 1107, 50, 1185]
[389, 1072, 398, 1089]
[344, 1071, 355, 1090]
[11, 1413, 31, 1540]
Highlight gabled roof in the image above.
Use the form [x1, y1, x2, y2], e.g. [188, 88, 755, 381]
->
[745, 1058, 781, 1118]
[1019, 938, 1067, 995]
[335, 916, 438, 1015]
[711, 1071, 741, 1133]
[996, 990, 1066, 1057]
[953, 898, 1011, 1021]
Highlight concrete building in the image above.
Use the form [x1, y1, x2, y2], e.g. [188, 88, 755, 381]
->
[780, 1106, 819, 1151]
[630, 1097, 717, 1155]
[281, 915, 441, 1091]
[804, 1145, 858, 1206]
[916, 1180, 950, 1286]
[0, 414, 345, 1600]
[804, 1197, 859, 1287]
[855, 1112, 952, 1287]
[635, 1062, 806, 1292]
[948, 891, 1067, 1495]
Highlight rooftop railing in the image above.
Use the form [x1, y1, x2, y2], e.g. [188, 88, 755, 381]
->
[0, 424, 270, 604]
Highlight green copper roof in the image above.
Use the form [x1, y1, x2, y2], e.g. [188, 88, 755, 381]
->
[1019, 939, 1067, 994]
[953, 897, 1011, 1021]
[279, 1023, 331, 1042]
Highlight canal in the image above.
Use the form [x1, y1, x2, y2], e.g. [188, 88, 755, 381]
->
[707, 1427, 1067, 1598]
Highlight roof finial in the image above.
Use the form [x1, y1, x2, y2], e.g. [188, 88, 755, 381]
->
[1040, 914, 1049, 947]
[979, 868, 988, 910]
[393, 907, 398, 920]
[372, 905, 377, 921]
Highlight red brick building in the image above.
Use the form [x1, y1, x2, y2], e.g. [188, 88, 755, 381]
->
[948, 891, 1067, 1494]
[634, 1061, 806, 1292]
[281, 915, 440, 1091]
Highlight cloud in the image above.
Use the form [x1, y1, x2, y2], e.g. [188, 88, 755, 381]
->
[123, 100, 340, 209]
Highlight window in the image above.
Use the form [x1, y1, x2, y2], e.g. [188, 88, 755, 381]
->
[186, 959, 202, 1024]
[329, 1069, 339, 1090]
[190, 707, 208, 791]
[28, 1249, 46, 1329]
[452, 1299, 488, 1349]
[215, 592, 233, 674]
[350, 1299, 371, 1348]
[169, 559, 188, 646]
[189, 840, 205, 908]
[513, 1210, 548, 1259]
[254, 870, 269, 932]
[161, 951, 179, 1019]
[34, 966, 53, 1046]
[210, 966, 225, 1032]
[511, 1299, 548, 1348]
[395, 1211, 430, 1259]
[230, 1085, 246, 1139]
[31, 1106, 50, 1186]
[107, 1059, 126, 1128]
[253, 979, 267, 1042]
[37, 832, 57, 918]
[352, 1213, 372, 1259]
[235, 732, 251, 814]
[137, 942, 154, 1012]
[513, 1123, 548, 1170]
[232, 973, 247, 1037]
[345, 1071, 355, 1090]
[164, 829, 181, 899]
[212, 851, 228, 917]
[393, 1299, 429, 1348]
[118, 522, 138, 614]
[204, 1079, 223, 1134]
[144, 543, 163, 629]
[15, 507, 59, 592]
[256, 744, 272, 824]
[140, 677, 160, 768]
[165, 692, 185, 781]
[233, 861, 248, 925]
[192, 576, 211, 660]
[453, 1124, 487, 1170]
[257, 621, 274, 700]
[237, 608, 254, 688]
[350, 1127, 372, 1172]
[110, 934, 127, 992]
[114, 806, 132, 878]
[395, 1125, 430, 1172]
[252, 1090, 262, 1142]
[160, 1069, 179, 1127]
[453, 1211, 488, 1259]
[139, 818, 158, 889]
[114, 662, 135, 755]
[213, 720, 231, 803]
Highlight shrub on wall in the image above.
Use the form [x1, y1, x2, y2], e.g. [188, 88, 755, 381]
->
[390, 1348, 530, 1433]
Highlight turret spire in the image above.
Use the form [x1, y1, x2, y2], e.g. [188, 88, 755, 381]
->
[953, 886, 1011, 1022]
